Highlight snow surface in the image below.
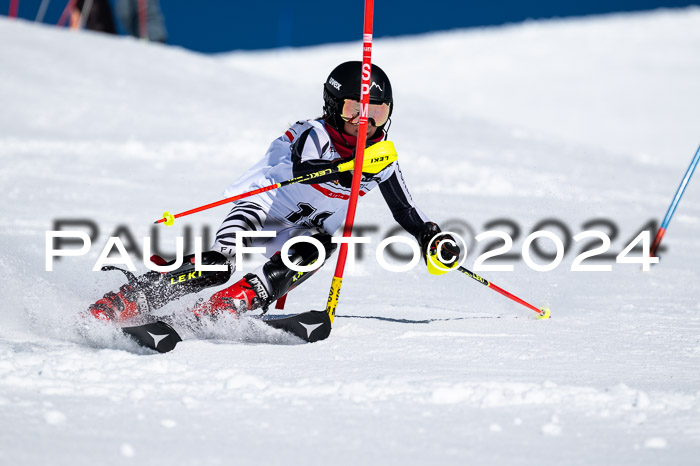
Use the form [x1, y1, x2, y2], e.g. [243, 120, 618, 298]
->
[2, 8, 700, 465]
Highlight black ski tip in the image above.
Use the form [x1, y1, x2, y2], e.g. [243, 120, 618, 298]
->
[122, 321, 182, 353]
[263, 310, 331, 343]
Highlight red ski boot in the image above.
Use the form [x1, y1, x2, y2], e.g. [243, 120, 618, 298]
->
[193, 274, 270, 318]
[86, 252, 232, 322]
[88, 283, 150, 322]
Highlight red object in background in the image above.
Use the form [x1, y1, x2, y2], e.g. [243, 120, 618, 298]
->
[9, 0, 19, 18]
[138, 0, 148, 39]
[57, 0, 77, 27]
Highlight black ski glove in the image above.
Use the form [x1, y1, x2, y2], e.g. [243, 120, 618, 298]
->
[418, 222, 461, 275]
[333, 157, 354, 188]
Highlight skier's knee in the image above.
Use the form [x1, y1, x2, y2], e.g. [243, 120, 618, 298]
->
[148, 251, 232, 308]
[261, 232, 335, 300]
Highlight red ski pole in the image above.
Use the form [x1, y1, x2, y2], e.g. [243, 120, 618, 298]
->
[154, 178, 320, 226]
[153, 149, 395, 226]
[458, 266, 551, 319]
[325, 0, 375, 323]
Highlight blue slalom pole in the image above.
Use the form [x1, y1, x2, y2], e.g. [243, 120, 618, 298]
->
[650, 144, 700, 258]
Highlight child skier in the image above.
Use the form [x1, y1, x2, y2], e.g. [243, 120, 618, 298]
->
[88, 61, 460, 322]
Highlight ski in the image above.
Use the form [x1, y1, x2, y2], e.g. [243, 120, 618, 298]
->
[121, 310, 331, 353]
[122, 321, 182, 353]
[262, 310, 332, 343]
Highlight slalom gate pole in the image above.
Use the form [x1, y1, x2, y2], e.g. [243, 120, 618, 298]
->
[457, 266, 551, 319]
[325, 0, 375, 324]
[650, 144, 700, 258]
[153, 151, 395, 226]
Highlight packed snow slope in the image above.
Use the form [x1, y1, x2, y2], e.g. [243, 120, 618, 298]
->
[1, 8, 700, 466]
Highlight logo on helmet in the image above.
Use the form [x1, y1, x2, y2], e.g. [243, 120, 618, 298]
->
[370, 82, 383, 92]
[328, 77, 342, 91]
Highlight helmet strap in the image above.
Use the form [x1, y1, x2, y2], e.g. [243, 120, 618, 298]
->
[381, 118, 392, 137]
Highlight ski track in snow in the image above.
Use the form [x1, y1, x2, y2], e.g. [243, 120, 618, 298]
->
[2, 9, 700, 465]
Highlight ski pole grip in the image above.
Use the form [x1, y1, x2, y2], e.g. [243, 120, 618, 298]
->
[337, 141, 397, 174]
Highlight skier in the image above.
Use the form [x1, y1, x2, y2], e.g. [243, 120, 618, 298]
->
[88, 61, 460, 322]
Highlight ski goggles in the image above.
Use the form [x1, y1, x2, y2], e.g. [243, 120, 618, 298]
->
[340, 99, 391, 127]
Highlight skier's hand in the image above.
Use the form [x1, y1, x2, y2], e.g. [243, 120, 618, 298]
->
[331, 157, 376, 189]
[335, 141, 397, 175]
[418, 222, 461, 275]
[332, 158, 354, 188]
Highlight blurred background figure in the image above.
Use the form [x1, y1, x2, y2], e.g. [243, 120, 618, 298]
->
[3, 0, 696, 52]
[115, 0, 167, 43]
[69, 0, 117, 34]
